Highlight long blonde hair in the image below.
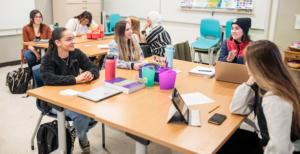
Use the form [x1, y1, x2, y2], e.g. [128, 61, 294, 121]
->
[128, 16, 146, 43]
[245, 40, 300, 137]
[114, 20, 141, 62]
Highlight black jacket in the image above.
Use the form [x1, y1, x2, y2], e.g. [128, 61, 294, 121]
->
[39, 48, 100, 113]
[40, 48, 99, 86]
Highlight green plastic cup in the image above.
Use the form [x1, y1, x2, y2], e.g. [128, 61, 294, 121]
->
[142, 66, 155, 87]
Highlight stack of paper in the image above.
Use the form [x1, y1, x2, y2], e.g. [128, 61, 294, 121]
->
[169, 92, 215, 106]
[188, 66, 215, 78]
[97, 45, 109, 49]
[59, 89, 82, 97]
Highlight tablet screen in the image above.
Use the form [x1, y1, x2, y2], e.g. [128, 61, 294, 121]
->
[172, 88, 189, 123]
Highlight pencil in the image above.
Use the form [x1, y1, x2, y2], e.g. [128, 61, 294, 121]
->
[209, 105, 220, 113]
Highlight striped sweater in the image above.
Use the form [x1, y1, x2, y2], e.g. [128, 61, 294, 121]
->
[142, 25, 171, 57]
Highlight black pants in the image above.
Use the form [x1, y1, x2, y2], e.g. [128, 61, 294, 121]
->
[217, 129, 263, 154]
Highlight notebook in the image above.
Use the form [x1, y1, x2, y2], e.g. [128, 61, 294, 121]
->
[188, 66, 215, 78]
[34, 39, 49, 44]
[103, 77, 145, 94]
[78, 86, 122, 102]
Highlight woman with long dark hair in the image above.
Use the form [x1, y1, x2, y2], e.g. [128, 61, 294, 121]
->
[40, 27, 99, 152]
[217, 40, 300, 154]
[21, 10, 51, 65]
[65, 11, 98, 37]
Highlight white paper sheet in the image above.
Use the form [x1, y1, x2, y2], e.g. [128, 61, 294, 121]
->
[84, 45, 92, 47]
[59, 89, 82, 97]
[169, 92, 215, 106]
[173, 70, 182, 74]
[97, 45, 109, 49]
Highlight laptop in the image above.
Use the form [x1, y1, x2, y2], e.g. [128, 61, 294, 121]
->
[78, 86, 122, 102]
[171, 88, 201, 126]
[215, 61, 250, 84]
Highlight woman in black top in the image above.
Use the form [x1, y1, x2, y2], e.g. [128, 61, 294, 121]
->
[40, 27, 99, 152]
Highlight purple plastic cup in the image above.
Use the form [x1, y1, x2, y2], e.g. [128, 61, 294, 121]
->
[159, 68, 176, 90]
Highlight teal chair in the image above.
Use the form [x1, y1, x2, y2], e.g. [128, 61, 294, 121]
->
[104, 14, 121, 35]
[191, 19, 221, 65]
[225, 20, 234, 39]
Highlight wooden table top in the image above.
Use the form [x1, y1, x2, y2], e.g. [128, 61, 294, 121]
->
[27, 57, 244, 154]
[21, 37, 114, 57]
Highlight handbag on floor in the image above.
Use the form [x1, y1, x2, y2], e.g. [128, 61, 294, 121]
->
[7, 67, 31, 94]
[37, 120, 76, 154]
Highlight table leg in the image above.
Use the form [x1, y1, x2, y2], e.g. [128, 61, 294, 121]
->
[136, 141, 147, 154]
[51, 110, 67, 154]
[41, 48, 45, 57]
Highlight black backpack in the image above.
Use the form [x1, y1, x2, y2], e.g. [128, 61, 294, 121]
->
[7, 67, 31, 94]
[37, 120, 76, 154]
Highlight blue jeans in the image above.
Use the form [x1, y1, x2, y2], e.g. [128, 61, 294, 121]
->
[51, 108, 98, 142]
[23, 49, 39, 64]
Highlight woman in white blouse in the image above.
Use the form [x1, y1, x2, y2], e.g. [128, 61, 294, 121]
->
[217, 40, 300, 154]
[65, 11, 98, 37]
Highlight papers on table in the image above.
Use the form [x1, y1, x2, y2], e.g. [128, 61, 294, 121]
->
[169, 92, 215, 106]
[188, 66, 215, 78]
[34, 39, 49, 44]
[173, 70, 182, 74]
[59, 89, 82, 97]
[84, 45, 92, 47]
[97, 45, 109, 49]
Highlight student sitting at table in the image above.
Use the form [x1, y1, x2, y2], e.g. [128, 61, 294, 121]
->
[217, 40, 300, 154]
[65, 11, 98, 37]
[126, 16, 147, 43]
[40, 27, 99, 153]
[142, 11, 171, 57]
[101, 20, 144, 70]
[218, 18, 252, 64]
[22, 9, 51, 65]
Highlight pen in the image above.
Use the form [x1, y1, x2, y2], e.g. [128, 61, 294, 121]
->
[209, 105, 220, 113]
[198, 70, 212, 72]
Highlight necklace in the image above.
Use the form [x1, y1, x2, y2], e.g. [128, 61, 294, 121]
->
[60, 56, 69, 65]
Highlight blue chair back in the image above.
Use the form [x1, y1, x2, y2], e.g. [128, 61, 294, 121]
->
[32, 64, 46, 113]
[200, 19, 220, 39]
[108, 14, 121, 32]
[225, 20, 234, 39]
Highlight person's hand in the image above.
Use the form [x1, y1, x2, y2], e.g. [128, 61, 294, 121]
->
[246, 76, 255, 86]
[36, 49, 40, 53]
[226, 50, 236, 62]
[76, 33, 82, 37]
[75, 71, 94, 83]
[143, 23, 150, 31]
[34, 52, 41, 61]
[133, 63, 144, 71]
[262, 146, 265, 151]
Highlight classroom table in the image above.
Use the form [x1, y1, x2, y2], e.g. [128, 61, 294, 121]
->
[26, 57, 245, 154]
[21, 36, 114, 57]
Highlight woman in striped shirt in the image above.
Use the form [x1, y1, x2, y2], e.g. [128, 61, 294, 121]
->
[142, 11, 171, 57]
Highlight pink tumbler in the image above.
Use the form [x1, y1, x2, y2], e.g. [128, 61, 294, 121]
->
[159, 68, 176, 90]
[105, 55, 116, 81]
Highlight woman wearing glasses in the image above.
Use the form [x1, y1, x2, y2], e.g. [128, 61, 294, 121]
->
[40, 27, 99, 152]
[21, 10, 51, 65]
[65, 11, 98, 37]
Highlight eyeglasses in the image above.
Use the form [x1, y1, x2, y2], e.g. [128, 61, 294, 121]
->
[61, 37, 76, 42]
[34, 16, 42, 19]
[81, 19, 89, 24]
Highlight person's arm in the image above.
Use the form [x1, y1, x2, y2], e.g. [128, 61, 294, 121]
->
[40, 54, 76, 86]
[218, 39, 229, 62]
[232, 56, 244, 64]
[230, 83, 255, 115]
[141, 30, 147, 37]
[77, 50, 99, 80]
[262, 95, 295, 154]
[158, 31, 172, 47]
[65, 18, 77, 36]
[107, 41, 133, 70]
[46, 25, 52, 39]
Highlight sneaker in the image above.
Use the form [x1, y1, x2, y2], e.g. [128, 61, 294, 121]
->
[79, 136, 90, 153]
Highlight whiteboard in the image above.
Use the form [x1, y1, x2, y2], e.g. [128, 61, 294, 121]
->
[161, 0, 269, 29]
[103, 0, 160, 19]
[0, 0, 35, 30]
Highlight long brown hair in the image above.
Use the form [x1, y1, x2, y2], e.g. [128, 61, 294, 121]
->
[245, 40, 300, 137]
[74, 11, 92, 27]
[28, 10, 45, 34]
[128, 16, 146, 43]
[114, 20, 141, 62]
[47, 27, 67, 52]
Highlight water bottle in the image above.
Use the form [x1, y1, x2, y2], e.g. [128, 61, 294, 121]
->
[53, 23, 59, 30]
[164, 45, 175, 68]
[105, 55, 116, 81]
